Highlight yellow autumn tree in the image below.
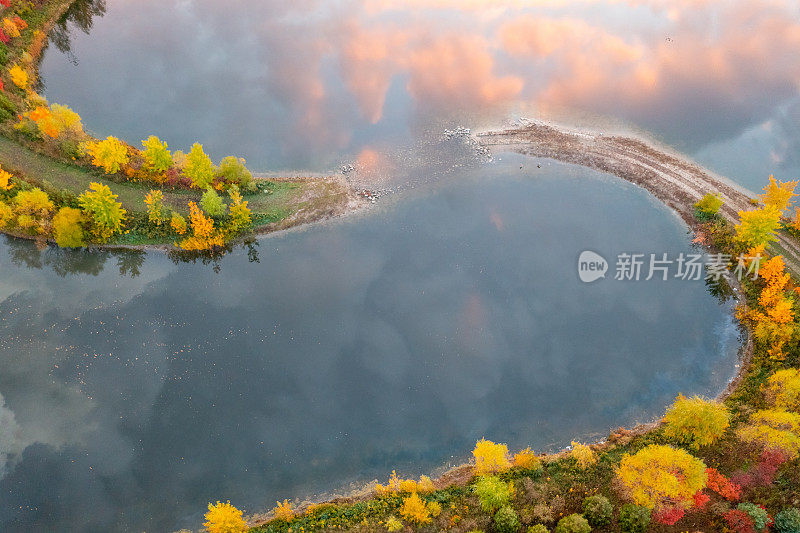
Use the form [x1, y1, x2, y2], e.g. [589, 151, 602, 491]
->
[761, 174, 798, 213]
[144, 190, 165, 225]
[738, 409, 800, 459]
[227, 186, 251, 234]
[203, 501, 247, 533]
[52, 207, 85, 248]
[570, 441, 597, 469]
[272, 500, 294, 522]
[472, 438, 511, 475]
[82, 136, 130, 174]
[694, 193, 724, 217]
[184, 143, 216, 189]
[616, 445, 707, 509]
[170, 212, 187, 235]
[141, 136, 173, 173]
[399, 492, 439, 525]
[662, 394, 731, 449]
[513, 447, 541, 470]
[9, 64, 28, 88]
[13, 187, 54, 234]
[0, 200, 13, 228]
[766, 369, 800, 412]
[375, 471, 435, 496]
[736, 206, 782, 248]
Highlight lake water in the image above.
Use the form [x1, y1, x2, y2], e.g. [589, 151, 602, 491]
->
[5, 0, 799, 531]
[0, 155, 741, 532]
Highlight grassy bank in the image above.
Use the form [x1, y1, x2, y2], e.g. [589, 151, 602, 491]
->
[0, 132, 349, 240]
[0, 0, 357, 252]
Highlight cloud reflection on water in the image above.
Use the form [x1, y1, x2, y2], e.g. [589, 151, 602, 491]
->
[39, 0, 800, 177]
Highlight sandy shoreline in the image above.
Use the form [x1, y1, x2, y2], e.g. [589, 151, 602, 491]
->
[475, 121, 800, 276]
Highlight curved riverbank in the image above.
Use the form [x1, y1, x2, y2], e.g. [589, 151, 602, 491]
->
[244, 125, 800, 530]
[476, 121, 800, 276]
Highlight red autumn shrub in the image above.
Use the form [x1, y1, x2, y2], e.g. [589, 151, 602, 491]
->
[653, 506, 685, 525]
[754, 449, 790, 485]
[730, 472, 754, 490]
[706, 468, 742, 501]
[732, 448, 791, 489]
[692, 491, 710, 509]
[725, 509, 756, 533]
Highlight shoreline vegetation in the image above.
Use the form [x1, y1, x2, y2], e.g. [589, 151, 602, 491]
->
[0, 1, 799, 533]
[0, 0, 363, 257]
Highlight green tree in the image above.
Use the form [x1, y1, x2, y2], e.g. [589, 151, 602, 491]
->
[218, 156, 253, 190]
[474, 476, 513, 512]
[583, 495, 613, 526]
[494, 506, 520, 533]
[141, 136, 173, 173]
[695, 193, 724, 217]
[619, 504, 651, 533]
[554, 514, 591, 533]
[78, 182, 127, 242]
[200, 188, 226, 216]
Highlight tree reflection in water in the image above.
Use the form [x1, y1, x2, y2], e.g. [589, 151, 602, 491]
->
[49, 0, 107, 61]
[2, 235, 260, 277]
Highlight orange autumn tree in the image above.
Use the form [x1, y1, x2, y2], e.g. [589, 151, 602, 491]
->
[25, 104, 83, 139]
[0, 164, 14, 191]
[179, 202, 225, 251]
[737, 255, 798, 359]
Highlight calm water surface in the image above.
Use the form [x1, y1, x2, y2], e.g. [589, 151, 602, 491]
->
[5, 0, 798, 531]
[1, 157, 739, 531]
